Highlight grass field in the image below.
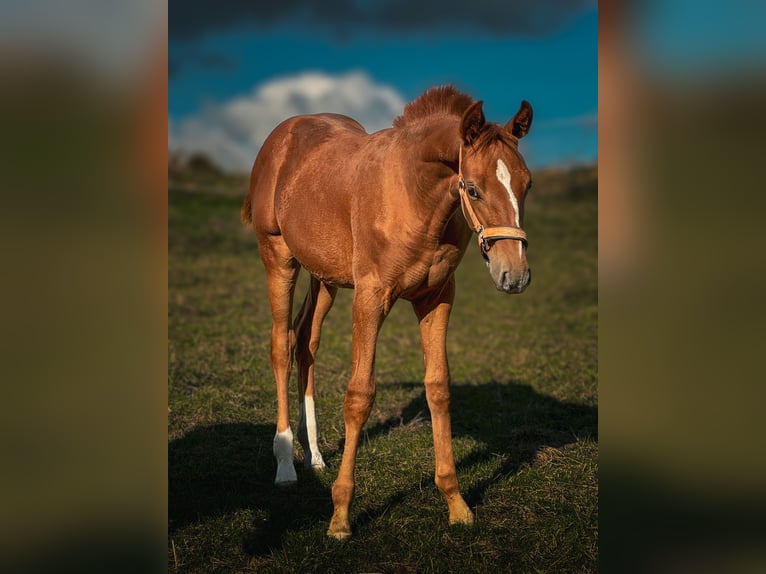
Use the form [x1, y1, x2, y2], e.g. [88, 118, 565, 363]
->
[168, 166, 598, 573]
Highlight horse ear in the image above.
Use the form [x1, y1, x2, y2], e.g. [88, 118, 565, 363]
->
[506, 100, 533, 138]
[460, 100, 486, 145]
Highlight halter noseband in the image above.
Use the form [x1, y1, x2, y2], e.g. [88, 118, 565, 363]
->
[457, 145, 528, 256]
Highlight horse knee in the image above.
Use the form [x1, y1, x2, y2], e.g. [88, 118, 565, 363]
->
[425, 382, 450, 414]
[271, 322, 295, 350]
[343, 387, 375, 426]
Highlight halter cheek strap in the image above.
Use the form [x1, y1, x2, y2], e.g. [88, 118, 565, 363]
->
[457, 145, 528, 255]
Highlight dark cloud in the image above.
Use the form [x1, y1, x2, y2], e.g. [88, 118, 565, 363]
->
[169, 46, 236, 77]
[194, 52, 237, 73]
[170, 0, 595, 42]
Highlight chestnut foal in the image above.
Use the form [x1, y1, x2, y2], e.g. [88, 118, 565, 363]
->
[242, 86, 533, 539]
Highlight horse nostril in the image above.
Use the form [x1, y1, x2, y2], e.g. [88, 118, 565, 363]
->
[527, 268, 532, 285]
[500, 271, 509, 289]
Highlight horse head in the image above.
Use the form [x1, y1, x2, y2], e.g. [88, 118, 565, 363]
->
[457, 99, 534, 294]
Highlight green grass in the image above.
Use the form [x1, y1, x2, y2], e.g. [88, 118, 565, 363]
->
[169, 170, 597, 573]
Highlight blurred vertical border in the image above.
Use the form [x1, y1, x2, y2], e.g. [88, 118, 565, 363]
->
[0, 2, 167, 573]
[600, 0, 766, 572]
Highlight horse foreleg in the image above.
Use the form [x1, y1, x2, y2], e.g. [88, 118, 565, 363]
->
[261, 236, 300, 486]
[294, 277, 337, 470]
[327, 286, 387, 540]
[413, 278, 474, 526]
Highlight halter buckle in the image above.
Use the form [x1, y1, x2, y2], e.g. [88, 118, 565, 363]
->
[478, 226, 488, 254]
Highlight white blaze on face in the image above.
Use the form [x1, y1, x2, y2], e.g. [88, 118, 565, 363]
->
[496, 158, 523, 256]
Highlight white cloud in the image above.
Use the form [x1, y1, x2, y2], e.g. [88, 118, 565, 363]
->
[169, 70, 406, 173]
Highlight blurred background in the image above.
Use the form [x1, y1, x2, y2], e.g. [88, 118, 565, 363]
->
[600, 1, 766, 572]
[168, 0, 598, 179]
[1, 0, 765, 572]
[0, 1, 167, 573]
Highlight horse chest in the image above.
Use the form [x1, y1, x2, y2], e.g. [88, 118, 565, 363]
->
[398, 243, 464, 298]
[427, 246, 463, 284]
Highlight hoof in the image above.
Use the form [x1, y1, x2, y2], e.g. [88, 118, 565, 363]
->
[327, 527, 352, 541]
[274, 461, 298, 486]
[448, 506, 475, 526]
[304, 457, 327, 471]
[327, 516, 352, 540]
[273, 428, 297, 485]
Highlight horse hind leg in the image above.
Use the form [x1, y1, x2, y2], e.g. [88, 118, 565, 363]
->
[294, 277, 338, 470]
[260, 234, 301, 486]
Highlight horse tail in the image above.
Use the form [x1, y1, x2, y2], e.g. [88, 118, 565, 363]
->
[240, 192, 253, 226]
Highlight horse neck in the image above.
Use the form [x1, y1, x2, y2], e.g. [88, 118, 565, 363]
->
[399, 118, 463, 237]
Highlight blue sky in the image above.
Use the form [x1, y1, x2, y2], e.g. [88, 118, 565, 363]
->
[169, 2, 598, 172]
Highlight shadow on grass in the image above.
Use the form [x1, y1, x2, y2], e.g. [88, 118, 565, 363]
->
[452, 380, 596, 507]
[357, 380, 597, 527]
[168, 422, 333, 557]
[168, 381, 596, 557]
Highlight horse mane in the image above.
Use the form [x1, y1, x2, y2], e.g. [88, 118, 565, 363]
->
[393, 85, 474, 129]
[393, 85, 517, 150]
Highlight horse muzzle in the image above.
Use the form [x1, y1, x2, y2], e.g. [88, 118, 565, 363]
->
[492, 267, 531, 294]
[485, 236, 531, 294]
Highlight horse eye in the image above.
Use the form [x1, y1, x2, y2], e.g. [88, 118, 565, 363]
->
[467, 184, 480, 199]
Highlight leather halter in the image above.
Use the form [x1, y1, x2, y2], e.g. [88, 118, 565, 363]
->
[457, 145, 528, 256]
